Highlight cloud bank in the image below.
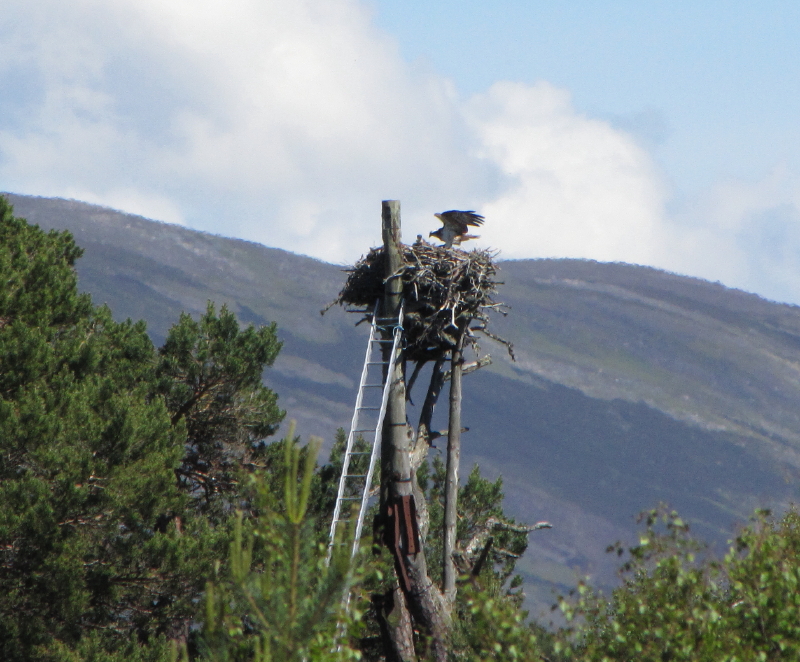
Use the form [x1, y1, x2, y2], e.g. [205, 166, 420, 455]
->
[1, 0, 799, 304]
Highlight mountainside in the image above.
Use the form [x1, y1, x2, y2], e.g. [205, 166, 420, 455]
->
[7, 192, 800, 618]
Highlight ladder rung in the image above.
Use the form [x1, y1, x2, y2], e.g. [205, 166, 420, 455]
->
[327, 303, 403, 571]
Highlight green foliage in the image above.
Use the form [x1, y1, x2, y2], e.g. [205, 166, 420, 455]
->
[157, 303, 284, 516]
[0, 195, 90, 335]
[724, 508, 800, 656]
[0, 194, 542, 660]
[40, 631, 173, 662]
[201, 424, 359, 661]
[311, 429, 376, 534]
[558, 506, 800, 661]
[437, 463, 545, 661]
[0, 196, 187, 659]
[451, 581, 546, 661]
[0, 197, 286, 660]
[424, 457, 529, 592]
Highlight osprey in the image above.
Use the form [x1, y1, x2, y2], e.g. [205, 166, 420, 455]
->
[429, 210, 485, 249]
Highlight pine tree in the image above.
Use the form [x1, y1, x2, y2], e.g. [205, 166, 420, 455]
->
[0, 196, 285, 659]
[201, 424, 359, 662]
[156, 304, 284, 519]
[0, 195, 184, 658]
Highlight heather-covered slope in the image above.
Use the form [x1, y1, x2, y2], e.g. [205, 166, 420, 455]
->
[8, 192, 800, 617]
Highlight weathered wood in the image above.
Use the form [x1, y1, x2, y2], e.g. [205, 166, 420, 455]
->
[329, 238, 512, 362]
[416, 359, 445, 447]
[442, 330, 465, 607]
[373, 589, 416, 662]
[382, 200, 404, 323]
[379, 200, 449, 662]
[328, 200, 532, 660]
[379, 201, 416, 661]
[380, 200, 411, 508]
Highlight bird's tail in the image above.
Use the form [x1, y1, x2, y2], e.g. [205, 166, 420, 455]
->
[453, 234, 480, 244]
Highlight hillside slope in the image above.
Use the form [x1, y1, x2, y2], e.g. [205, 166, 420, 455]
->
[7, 192, 800, 618]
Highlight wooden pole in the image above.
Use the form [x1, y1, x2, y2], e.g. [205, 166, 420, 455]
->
[382, 200, 403, 328]
[380, 200, 411, 507]
[379, 201, 416, 661]
[379, 200, 448, 662]
[442, 330, 464, 606]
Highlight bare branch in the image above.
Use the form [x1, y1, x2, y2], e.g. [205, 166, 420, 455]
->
[443, 355, 492, 382]
[462, 516, 553, 560]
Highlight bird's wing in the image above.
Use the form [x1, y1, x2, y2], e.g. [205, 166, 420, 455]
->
[437, 210, 485, 233]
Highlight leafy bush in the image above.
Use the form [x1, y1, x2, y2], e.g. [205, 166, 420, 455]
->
[558, 506, 800, 661]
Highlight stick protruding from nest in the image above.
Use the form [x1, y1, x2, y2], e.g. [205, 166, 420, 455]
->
[324, 237, 514, 362]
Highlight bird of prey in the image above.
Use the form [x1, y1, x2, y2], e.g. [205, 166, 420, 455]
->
[429, 210, 485, 248]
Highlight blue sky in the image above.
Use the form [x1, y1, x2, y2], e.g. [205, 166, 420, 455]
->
[2, 1, 800, 304]
[373, 1, 800, 192]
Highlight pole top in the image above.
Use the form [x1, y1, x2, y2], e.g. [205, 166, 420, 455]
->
[382, 200, 401, 247]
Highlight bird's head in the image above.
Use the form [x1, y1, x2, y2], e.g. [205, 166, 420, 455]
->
[429, 228, 443, 239]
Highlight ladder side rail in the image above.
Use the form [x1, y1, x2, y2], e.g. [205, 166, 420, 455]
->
[330, 303, 404, 652]
[351, 304, 404, 556]
[327, 313, 378, 558]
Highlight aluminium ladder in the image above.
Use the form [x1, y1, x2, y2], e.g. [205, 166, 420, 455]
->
[326, 303, 404, 563]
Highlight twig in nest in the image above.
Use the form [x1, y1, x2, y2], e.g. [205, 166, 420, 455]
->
[325, 238, 514, 361]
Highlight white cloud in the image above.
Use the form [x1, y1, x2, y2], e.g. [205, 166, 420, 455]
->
[2, 0, 799, 304]
[464, 81, 669, 264]
[1, 0, 481, 261]
[663, 166, 800, 304]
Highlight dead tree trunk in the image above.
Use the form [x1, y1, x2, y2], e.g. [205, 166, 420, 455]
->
[442, 329, 465, 607]
[378, 201, 416, 660]
[329, 205, 519, 659]
[379, 200, 449, 662]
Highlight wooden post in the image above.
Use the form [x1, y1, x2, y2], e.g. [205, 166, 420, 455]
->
[443, 330, 464, 606]
[378, 200, 449, 662]
[381, 199, 408, 490]
[379, 201, 416, 661]
[382, 200, 403, 329]
[380, 200, 412, 509]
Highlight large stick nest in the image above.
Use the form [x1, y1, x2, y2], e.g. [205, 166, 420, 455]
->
[325, 238, 513, 362]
